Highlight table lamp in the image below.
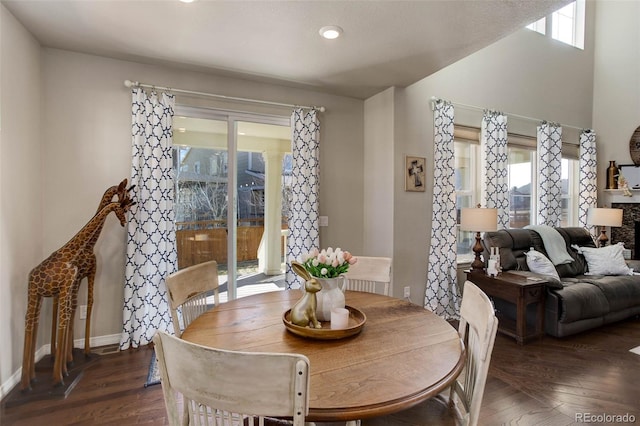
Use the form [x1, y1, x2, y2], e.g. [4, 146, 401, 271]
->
[587, 207, 623, 247]
[460, 205, 498, 272]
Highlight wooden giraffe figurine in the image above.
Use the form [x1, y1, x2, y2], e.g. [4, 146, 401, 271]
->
[50, 179, 132, 362]
[21, 182, 135, 390]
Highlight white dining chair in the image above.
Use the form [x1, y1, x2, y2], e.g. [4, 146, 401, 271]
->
[364, 280, 498, 426]
[153, 331, 310, 426]
[166, 260, 220, 337]
[447, 280, 498, 425]
[343, 256, 392, 296]
[335, 256, 392, 426]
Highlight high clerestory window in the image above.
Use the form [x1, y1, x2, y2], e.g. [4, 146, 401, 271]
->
[526, 0, 585, 50]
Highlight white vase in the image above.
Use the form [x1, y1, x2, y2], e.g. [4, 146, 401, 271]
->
[314, 276, 346, 321]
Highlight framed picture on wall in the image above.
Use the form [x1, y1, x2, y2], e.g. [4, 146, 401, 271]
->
[618, 164, 640, 190]
[405, 156, 426, 192]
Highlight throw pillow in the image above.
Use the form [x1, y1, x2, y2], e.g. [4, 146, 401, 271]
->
[574, 243, 633, 276]
[525, 249, 562, 288]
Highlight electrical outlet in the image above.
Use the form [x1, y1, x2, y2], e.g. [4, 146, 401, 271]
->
[79, 305, 87, 320]
[404, 286, 410, 298]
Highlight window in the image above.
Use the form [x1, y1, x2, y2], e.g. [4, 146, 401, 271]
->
[525, 0, 585, 49]
[454, 138, 480, 262]
[552, 1, 584, 49]
[526, 18, 546, 35]
[508, 147, 535, 228]
[560, 158, 579, 226]
[454, 126, 580, 260]
[172, 109, 290, 301]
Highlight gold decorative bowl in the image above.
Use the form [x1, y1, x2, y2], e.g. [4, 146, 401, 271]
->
[282, 305, 366, 340]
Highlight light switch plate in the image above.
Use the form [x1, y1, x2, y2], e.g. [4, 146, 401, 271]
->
[319, 216, 329, 227]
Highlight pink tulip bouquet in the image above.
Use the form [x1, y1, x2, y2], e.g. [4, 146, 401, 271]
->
[301, 247, 358, 278]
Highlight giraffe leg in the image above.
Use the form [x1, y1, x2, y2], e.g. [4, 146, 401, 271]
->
[53, 299, 68, 386]
[61, 315, 70, 377]
[66, 312, 75, 366]
[66, 284, 80, 365]
[52, 268, 76, 387]
[29, 296, 41, 382]
[84, 272, 96, 356]
[50, 295, 58, 360]
[21, 325, 33, 391]
[21, 289, 42, 391]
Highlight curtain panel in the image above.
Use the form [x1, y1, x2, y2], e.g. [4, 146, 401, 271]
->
[425, 100, 460, 319]
[578, 130, 598, 229]
[481, 110, 510, 229]
[286, 108, 320, 289]
[120, 88, 177, 349]
[536, 122, 563, 227]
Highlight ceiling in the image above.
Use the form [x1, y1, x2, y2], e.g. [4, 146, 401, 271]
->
[2, 0, 570, 100]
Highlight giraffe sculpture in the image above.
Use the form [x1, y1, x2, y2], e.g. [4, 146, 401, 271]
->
[21, 181, 135, 390]
[50, 179, 133, 363]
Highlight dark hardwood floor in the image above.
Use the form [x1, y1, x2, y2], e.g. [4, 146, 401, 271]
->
[2, 317, 639, 426]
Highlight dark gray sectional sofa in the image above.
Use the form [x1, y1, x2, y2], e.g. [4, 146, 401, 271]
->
[482, 227, 640, 337]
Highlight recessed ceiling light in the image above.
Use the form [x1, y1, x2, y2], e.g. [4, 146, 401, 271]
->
[319, 25, 343, 40]
[179, 0, 196, 3]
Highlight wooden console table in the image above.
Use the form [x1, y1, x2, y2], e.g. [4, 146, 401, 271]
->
[466, 270, 547, 345]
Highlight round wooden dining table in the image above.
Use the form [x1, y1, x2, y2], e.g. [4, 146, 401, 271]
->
[181, 290, 465, 422]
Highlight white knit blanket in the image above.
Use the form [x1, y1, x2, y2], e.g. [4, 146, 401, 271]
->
[524, 225, 574, 265]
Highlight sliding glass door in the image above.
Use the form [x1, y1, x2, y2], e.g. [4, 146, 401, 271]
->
[173, 107, 290, 300]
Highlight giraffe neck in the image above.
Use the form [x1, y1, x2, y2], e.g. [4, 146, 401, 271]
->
[83, 186, 119, 251]
[96, 186, 119, 214]
[63, 202, 121, 257]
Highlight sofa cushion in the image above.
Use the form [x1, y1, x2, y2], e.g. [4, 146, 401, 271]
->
[580, 275, 640, 311]
[574, 243, 633, 276]
[483, 229, 546, 271]
[551, 280, 610, 323]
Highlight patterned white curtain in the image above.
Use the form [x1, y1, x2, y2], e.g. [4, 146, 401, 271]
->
[425, 99, 459, 319]
[286, 108, 320, 289]
[536, 122, 563, 226]
[481, 110, 509, 229]
[578, 129, 597, 228]
[120, 88, 177, 349]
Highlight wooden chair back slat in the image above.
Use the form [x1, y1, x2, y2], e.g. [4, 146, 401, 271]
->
[153, 331, 310, 426]
[343, 256, 392, 296]
[166, 260, 220, 337]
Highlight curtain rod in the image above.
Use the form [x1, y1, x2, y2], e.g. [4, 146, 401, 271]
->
[429, 96, 587, 132]
[124, 80, 326, 112]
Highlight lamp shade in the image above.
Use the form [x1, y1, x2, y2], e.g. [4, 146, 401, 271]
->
[460, 207, 498, 232]
[587, 207, 623, 227]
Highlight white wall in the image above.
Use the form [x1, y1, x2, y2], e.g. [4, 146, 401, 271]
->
[363, 87, 394, 258]
[0, 4, 43, 396]
[592, 0, 640, 206]
[387, 11, 597, 302]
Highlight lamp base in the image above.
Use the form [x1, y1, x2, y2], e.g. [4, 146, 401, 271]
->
[597, 229, 609, 248]
[471, 231, 485, 272]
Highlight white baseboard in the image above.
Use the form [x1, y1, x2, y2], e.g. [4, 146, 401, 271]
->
[0, 333, 122, 400]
